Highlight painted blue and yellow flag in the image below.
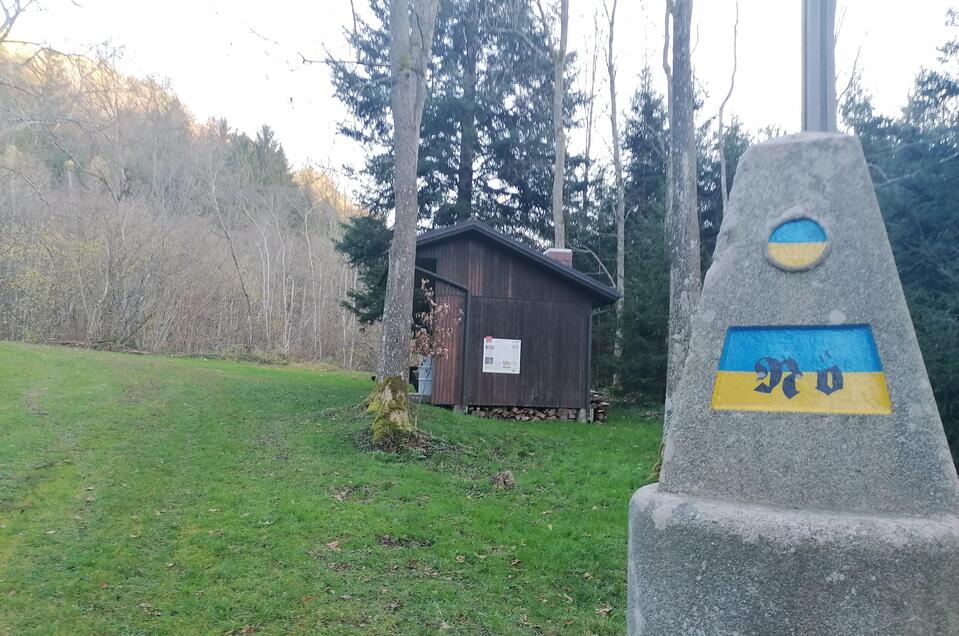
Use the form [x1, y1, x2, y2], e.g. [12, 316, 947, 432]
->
[711, 325, 892, 415]
[766, 218, 828, 269]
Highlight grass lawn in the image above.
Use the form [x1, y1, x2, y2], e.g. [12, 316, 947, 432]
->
[0, 342, 661, 635]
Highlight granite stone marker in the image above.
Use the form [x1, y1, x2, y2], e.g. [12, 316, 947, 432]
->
[627, 133, 959, 634]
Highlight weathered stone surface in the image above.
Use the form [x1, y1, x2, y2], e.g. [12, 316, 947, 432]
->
[662, 132, 958, 515]
[629, 486, 959, 635]
[628, 133, 959, 634]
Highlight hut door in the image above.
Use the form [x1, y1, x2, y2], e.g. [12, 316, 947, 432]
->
[430, 293, 465, 406]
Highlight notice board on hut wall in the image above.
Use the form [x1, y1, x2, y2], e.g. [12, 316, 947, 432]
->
[482, 337, 521, 374]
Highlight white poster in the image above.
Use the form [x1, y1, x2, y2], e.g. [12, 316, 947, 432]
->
[482, 337, 521, 374]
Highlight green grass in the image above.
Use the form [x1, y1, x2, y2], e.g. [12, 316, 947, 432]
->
[0, 342, 661, 635]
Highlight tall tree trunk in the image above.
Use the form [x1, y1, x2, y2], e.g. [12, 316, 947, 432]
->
[373, 0, 440, 448]
[302, 206, 321, 358]
[348, 268, 358, 368]
[210, 174, 255, 353]
[664, 0, 700, 426]
[549, 0, 569, 248]
[606, 0, 626, 377]
[582, 9, 600, 217]
[455, 17, 477, 222]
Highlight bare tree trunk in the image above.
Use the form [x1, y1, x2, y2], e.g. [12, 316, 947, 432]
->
[662, 0, 674, 301]
[340, 262, 350, 365]
[372, 0, 440, 448]
[606, 0, 626, 379]
[243, 207, 272, 350]
[0, 1, 34, 43]
[546, 0, 569, 247]
[455, 13, 477, 222]
[269, 203, 293, 355]
[301, 205, 321, 358]
[378, 0, 439, 380]
[209, 172, 255, 353]
[348, 268, 358, 368]
[316, 253, 327, 359]
[664, 0, 700, 426]
[582, 9, 600, 217]
[717, 0, 739, 216]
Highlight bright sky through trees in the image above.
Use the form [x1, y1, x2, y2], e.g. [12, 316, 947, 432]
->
[15, 0, 955, 183]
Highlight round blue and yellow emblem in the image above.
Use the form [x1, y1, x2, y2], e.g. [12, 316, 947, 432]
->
[766, 218, 828, 271]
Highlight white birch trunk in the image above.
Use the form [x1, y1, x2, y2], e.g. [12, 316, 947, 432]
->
[606, 0, 626, 368]
[549, 0, 570, 248]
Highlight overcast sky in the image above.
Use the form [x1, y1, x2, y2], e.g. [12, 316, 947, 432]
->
[13, 0, 956, 193]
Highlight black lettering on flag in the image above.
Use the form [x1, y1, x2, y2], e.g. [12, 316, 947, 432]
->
[816, 365, 844, 395]
[753, 357, 803, 399]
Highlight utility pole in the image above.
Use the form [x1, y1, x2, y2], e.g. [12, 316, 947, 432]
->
[802, 0, 837, 132]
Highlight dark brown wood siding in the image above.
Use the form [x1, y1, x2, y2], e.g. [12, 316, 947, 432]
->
[430, 293, 464, 406]
[417, 241, 470, 297]
[417, 232, 596, 409]
[464, 297, 590, 408]
[418, 238, 594, 304]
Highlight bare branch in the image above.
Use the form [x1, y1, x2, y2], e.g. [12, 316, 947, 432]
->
[534, 0, 552, 48]
[349, 0, 359, 36]
[836, 41, 863, 115]
[0, 0, 39, 44]
[301, 51, 389, 69]
[872, 151, 959, 189]
[834, 1, 849, 46]
[571, 244, 615, 287]
[717, 0, 739, 213]
[0, 163, 48, 205]
[662, 0, 672, 89]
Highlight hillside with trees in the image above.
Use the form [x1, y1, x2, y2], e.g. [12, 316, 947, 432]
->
[0, 47, 374, 368]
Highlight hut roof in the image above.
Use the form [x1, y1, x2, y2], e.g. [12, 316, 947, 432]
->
[416, 218, 620, 306]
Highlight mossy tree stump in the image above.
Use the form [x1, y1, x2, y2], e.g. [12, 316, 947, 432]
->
[367, 375, 415, 450]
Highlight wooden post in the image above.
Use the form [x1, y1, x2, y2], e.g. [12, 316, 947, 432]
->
[802, 0, 837, 132]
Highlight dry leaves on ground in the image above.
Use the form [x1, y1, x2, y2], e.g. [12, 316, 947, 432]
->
[490, 470, 516, 490]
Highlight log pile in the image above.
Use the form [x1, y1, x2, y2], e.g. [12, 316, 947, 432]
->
[469, 393, 612, 423]
[591, 391, 611, 423]
[471, 406, 581, 421]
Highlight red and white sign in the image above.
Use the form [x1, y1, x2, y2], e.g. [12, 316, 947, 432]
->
[482, 337, 521, 374]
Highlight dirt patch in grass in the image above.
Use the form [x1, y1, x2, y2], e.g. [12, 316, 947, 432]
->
[22, 389, 48, 417]
[328, 483, 390, 502]
[377, 534, 434, 548]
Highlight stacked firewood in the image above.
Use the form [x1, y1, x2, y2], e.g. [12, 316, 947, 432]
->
[470, 406, 581, 421]
[469, 395, 612, 423]
[590, 391, 611, 423]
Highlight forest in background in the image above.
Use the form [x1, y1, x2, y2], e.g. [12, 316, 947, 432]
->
[333, 1, 959, 461]
[0, 47, 376, 369]
[0, 2, 956, 461]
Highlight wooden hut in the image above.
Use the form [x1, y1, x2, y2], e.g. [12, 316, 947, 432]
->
[413, 218, 619, 420]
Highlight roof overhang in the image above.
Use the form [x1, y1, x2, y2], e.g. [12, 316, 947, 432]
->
[416, 218, 620, 307]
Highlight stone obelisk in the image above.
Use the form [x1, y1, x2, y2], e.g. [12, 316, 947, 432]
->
[626, 131, 959, 634]
[628, 5, 959, 632]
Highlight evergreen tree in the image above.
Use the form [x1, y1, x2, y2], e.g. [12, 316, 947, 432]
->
[589, 69, 749, 399]
[697, 117, 750, 262]
[842, 23, 959, 463]
[614, 71, 671, 398]
[332, 0, 583, 325]
[329, 0, 560, 239]
[336, 215, 391, 324]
